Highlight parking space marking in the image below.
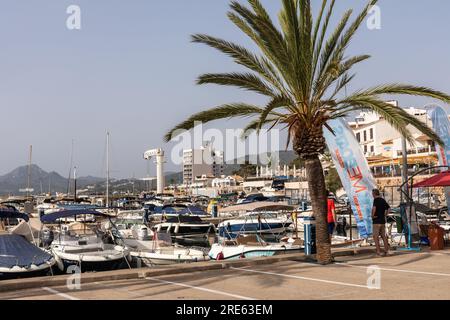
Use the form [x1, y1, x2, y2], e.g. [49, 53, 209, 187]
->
[230, 267, 370, 289]
[42, 287, 80, 300]
[145, 277, 256, 300]
[335, 262, 450, 277]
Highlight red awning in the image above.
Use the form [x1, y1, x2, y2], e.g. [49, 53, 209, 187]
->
[413, 171, 450, 188]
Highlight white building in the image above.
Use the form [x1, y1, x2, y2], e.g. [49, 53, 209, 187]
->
[183, 142, 224, 185]
[212, 176, 238, 188]
[348, 101, 437, 175]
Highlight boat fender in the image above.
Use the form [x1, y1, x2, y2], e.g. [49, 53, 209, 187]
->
[156, 225, 162, 233]
[216, 251, 225, 261]
[166, 223, 173, 233]
[54, 251, 65, 272]
[174, 224, 180, 234]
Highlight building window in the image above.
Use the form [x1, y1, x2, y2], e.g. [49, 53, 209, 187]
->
[370, 128, 373, 140]
[356, 132, 361, 143]
[364, 131, 367, 142]
[371, 146, 374, 153]
[364, 145, 368, 153]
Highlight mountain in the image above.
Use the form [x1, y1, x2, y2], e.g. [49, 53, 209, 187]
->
[0, 151, 299, 195]
[0, 165, 103, 195]
[223, 150, 298, 175]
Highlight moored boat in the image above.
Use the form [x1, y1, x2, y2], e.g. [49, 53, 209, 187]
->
[40, 210, 131, 272]
[1, 208, 55, 280]
[209, 235, 303, 260]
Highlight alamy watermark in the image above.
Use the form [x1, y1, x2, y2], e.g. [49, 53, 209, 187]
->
[367, 265, 381, 290]
[66, 265, 81, 290]
[66, 5, 81, 30]
[169, 122, 280, 167]
[367, 5, 382, 30]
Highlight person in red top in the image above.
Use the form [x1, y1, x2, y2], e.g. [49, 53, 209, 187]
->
[326, 190, 337, 240]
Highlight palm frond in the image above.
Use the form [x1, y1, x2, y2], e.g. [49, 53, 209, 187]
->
[197, 72, 275, 96]
[355, 84, 450, 103]
[316, 54, 370, 101]
[257, 95, 291, 131]
[332, 96, 444, 146]
[312, 0, 328, 50]
[164, 104, 263, 142]
[241, 117, 280, 139]
[229, 1, 289, 71]
[312, 0, 336, 77]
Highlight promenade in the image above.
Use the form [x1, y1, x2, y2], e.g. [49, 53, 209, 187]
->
[1, 248, 449, 300]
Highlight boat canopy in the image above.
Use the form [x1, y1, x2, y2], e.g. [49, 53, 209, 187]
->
[40, 210, 108, 223]
[0, 234, 52, 268]
[165, 215, 204, 223]
[155, 205, 208, 216]
[0, 208, 29, 222]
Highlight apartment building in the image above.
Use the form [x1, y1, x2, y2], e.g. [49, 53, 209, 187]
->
[182, 143, 224, 185]
[348, 101, 438, 176]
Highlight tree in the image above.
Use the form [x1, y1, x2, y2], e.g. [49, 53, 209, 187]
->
[233, 161, 257, 179]
[165, 0, 449, 264]
[325, 167, 342, 195]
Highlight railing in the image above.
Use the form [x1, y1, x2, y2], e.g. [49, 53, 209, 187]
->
[396, 148, 435, 157]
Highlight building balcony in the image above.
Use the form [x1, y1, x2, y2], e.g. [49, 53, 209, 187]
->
[396, 148, 436, 157]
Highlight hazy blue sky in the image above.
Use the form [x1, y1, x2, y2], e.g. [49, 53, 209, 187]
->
[1, 0, 450, 179]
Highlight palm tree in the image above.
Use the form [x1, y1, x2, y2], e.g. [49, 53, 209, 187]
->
[165, 0, 450, 264]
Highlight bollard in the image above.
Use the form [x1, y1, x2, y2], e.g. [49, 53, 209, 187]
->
[304, 216, 316, 255]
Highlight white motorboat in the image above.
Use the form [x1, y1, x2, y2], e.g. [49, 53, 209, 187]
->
[124, 231, 209, 266]
[41, 210, 130, 272]
[209, 235, 303, 260]
[153, 215, 215, 239]
[218, 212, 291, 239]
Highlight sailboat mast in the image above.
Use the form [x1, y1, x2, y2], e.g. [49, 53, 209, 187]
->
[27, 145, 32, 199]
[67, 139, 74, 195]
[106, 131, 110, 208]
[74, 166, 77, 202]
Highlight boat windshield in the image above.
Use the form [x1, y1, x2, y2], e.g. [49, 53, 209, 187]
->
[154, 232, 173, 247]
[244, 212, 279, 219]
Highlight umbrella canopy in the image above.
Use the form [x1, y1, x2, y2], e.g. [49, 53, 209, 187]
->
[413, 171, 450, 188]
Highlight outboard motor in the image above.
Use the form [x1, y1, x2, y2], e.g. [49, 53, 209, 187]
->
[41, 229, 54, 249]
[336, 216, 347, 237]
[137, 227, 151, 241]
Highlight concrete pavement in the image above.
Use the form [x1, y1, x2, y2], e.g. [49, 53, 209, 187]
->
[1, 248, 449, 300]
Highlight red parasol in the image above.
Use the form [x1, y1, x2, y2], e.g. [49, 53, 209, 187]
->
[412, 171, 450, 188]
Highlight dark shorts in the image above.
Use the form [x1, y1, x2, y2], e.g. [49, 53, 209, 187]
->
[328, 223, 335, 235]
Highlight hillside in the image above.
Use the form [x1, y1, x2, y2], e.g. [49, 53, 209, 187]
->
[0, 165, 102, 195]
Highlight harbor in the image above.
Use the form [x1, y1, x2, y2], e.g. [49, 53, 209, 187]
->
[2, 0, 450, 306]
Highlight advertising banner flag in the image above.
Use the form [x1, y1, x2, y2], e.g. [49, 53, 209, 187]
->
[324, 118, 377, 238]
[427, 106, 450, 205]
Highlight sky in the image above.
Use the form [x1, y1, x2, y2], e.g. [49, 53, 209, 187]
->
[1, 0, 450, 179]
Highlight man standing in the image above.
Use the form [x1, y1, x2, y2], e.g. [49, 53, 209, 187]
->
[372, 189, 390, 256]
[326, 190, 337, 241]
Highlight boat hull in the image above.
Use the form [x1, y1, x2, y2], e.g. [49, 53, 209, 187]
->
[0, 261, 56, 280]
[209, 244, 302, 260]
[131, 249, 210, 267]
[52, 247, 131, 272]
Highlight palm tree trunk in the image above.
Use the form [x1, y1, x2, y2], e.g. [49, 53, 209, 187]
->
[304, 156, 333, 265]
